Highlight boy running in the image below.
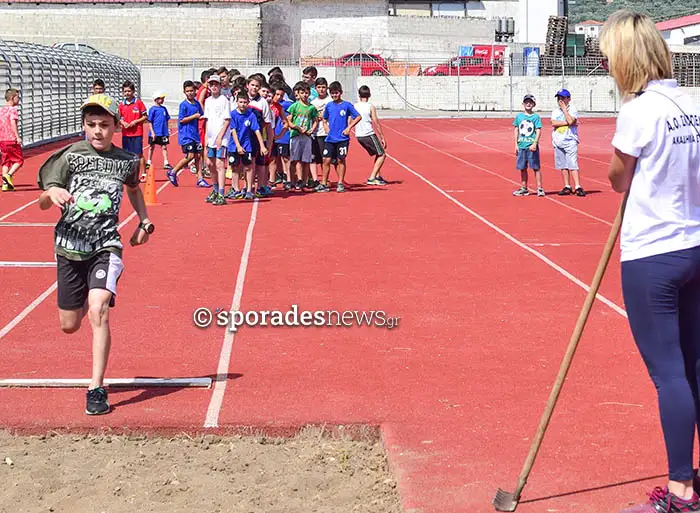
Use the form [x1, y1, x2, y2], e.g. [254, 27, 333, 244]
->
[227, 92, 266, 201]
[0, 88, 23, 192]
[146, 91, 173, 182]
[37, 94, 154, 416]
[318, 81, 361, 193]
[202, 74, 231, 206]
[286, 81, 319, 191]
[118, 81, 147, 181]
[512, 94, 544, 197]
[354, 85, 387, 186]
[170, 81, 209, 187]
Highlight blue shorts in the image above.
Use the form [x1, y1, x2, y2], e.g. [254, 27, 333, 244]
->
[122, 135, 143, 156]
[207, 146, 226, 159]
[516, 148, 540, 171]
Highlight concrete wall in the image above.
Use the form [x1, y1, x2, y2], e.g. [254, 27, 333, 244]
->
[262, 0, 387, 61]
[300, 15, 496, 61]
[662, 24, 700, 46]
[0, 3, 261, 64]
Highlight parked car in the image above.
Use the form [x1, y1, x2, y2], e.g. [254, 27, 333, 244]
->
[422, 55, 505, 76]
[335, 53, 389, 76]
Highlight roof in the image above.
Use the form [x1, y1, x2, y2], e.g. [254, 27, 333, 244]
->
[2, 0, 268, 3]
[656, 13, 700, 31]
[576, 20, 604, 26]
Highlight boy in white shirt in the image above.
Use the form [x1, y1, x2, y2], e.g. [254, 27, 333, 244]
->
[202, 74, 231, 206]
[551, 89, 585, 196]
[354, 85, 387, 185]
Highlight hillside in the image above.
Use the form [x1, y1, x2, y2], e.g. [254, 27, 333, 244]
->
[570, 0, 699, 24]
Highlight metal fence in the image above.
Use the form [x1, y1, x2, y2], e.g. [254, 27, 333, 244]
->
[0, 39, 140, 147]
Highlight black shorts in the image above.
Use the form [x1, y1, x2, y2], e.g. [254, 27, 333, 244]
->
[312, 136, 326, 164]
[148, 135, 169, 146]
[228, 151, 253, 166]
[323, 140, 349, 161]
[250, 141, 268, 167]
[357, 135, 385, 157]
[57, 251, 123, 311]
[273, 143, 290, 158]
[181, 142, 203, 155]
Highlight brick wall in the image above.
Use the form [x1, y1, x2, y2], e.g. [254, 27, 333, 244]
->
[0, 3, 261, 64]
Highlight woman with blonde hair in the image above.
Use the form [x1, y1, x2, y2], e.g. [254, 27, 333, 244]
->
[602, 10, 700, 513]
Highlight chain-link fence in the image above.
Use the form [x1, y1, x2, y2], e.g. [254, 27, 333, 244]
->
[0, 39, 140, 147]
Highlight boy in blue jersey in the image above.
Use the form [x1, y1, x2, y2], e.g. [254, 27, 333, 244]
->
[317, 81, 361, 193]
[227, 92, 267, 201]
[512, 94, 544, 197]
[146, 91, 174, 183]
[171, 81, 209, 187]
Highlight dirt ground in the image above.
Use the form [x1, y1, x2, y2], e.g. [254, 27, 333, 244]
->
[0, 427, 402, 513]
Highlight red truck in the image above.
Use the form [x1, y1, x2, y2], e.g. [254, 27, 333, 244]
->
[422, 45, 506, 76]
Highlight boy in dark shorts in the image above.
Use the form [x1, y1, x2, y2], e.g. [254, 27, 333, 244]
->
[171, 81, 208, 187]
[118, 80, 147, 181]
[146, 91, 174, 183]
[286, 81, 318, 191]
[317, 81, 361, 193]
[227, 92, 266, 201]
[37, 94, 154, 416]
[354, 85, 388, 185]
[269, 83, 291, 187]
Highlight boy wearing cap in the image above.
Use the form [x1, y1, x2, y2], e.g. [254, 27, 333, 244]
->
[37, 94, 154, 416]
[552, 89, 585, 196]
[512, 94, 544, 197]
[202, 73, 231, 205]
[146, 91, 174, 184]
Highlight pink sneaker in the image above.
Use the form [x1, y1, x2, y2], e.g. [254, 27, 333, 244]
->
[620, 486, 700, 513]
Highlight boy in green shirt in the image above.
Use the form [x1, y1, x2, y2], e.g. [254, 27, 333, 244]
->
[286, 81, 318, 191]
[512, 94, 544, 197]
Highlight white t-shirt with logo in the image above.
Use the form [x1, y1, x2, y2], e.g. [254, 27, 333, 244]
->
[312, 95, 333, 137]
[551, 103, 579, 146]
[353, 101, 374, 138]
[612, 79, 700, 262]
[203, 95, 231, 148]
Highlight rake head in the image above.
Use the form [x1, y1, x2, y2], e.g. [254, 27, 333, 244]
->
[492, 488, 520, 512]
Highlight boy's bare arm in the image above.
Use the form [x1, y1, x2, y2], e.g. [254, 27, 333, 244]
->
[370, 106, 386, 146]
[344, 114, 362, 135]
[265, 123, 274, 151]
[256, 129, 268, 155]
[181, 113, 201, 124]
[215, 119, 230, 147]
[39, 186, 72, 210]
[10, 117, 20, 143]
[231, 128, 243, 153]
[513, 126, 519, 152]
[286, 114, 303, 133]
[126, 185, 152, 246]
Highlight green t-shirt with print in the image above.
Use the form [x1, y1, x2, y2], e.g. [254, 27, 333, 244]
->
[287, 101, 318, 138]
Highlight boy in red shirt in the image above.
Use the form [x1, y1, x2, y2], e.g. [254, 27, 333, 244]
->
[196, 69, 214, 178]
[0, 88, 23, 192]
[118, 80, 147, 181]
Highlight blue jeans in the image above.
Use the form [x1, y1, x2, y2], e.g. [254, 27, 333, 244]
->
[621, 244, 700, 481]
[516, 148, 540, 171]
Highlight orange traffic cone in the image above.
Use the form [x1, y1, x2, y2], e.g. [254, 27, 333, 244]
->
[144, 164, 160, 206]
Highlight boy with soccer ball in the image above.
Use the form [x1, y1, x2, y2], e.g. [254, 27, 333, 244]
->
[512, 94, 544, 197]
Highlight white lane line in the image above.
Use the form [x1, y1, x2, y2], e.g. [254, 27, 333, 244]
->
[204, 199, 260, 428]
[0, 222, 55, 227]
[388, 153, 628, 319]
[0, 200, 39, 222]
[385, 124, 613, 228]
[0, 262, 56, 267]
[0, 170, 179, 342]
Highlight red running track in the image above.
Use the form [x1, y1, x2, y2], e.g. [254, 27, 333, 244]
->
[0, 118, 669, 513]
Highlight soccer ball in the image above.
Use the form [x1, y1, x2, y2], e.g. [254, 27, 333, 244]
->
[519, 119, 535, 138]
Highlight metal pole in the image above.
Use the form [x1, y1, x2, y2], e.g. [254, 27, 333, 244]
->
[404, 60, 408, 111]
[509, 53, 514, 114]
[457, 58, 461, 112]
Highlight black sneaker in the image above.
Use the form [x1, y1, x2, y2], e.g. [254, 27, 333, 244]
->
[558, 186, 572, 196]
[86, 387, 110, 415]
[575, 187, 586, 197]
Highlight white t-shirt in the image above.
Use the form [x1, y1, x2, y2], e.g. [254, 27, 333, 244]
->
[551, 102, 579, 146]
[612, 79, 700, 262]
[353, 101, 374, 137]
[247, 95, 273, 144]
[203, 95, 231, 148]
[312, 95, 333, 137]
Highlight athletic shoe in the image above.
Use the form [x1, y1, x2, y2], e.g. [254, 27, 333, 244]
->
[315, 183, 330, 193]
[245, 191, 255, 200]
[225, 188, 238, 199]
[196, 179, 211, 188]
[166, 170, 178, 187]
[558, 186, 572, 196]
[575, 187, 586, 197]
[375, 177, 388, 185]
[2, 174, 14, 191]
[212, 193, 227, 206]
[203, 168, 212, 179]
[164, 163, 173, 171]
[295, 181, 303, 191]
[513, 186, 529, 196]
[234, 189, 247, 200]
[205, 189, 217, 203]
[336, 183, 346, 193]
[86, 387, 110, 415]
[618, 486, 700, 513]
[189, 163, 198, 174]
[145, 163, 151, 170]
[283, 181, 292, 191]
[537, 187, 545, 197]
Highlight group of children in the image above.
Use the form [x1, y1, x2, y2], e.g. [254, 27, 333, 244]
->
[511, 89, 586, 198]
[107, 65, 390, 205]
